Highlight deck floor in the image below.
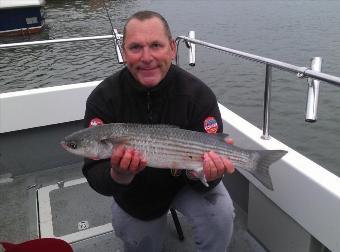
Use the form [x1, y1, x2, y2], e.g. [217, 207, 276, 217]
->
[0, 163, 266, 252]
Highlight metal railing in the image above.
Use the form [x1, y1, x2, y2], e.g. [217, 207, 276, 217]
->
[2, 33, 340, 139]
[0, 33, 124, 63]
[176, 34, 340, 139]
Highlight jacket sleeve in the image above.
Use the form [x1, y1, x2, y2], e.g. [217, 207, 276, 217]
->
[81, 83, 124, 196]
[184, 85, 224, 191]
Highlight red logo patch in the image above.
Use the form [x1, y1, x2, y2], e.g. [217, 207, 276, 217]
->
[89, 118, 104, 127]
[204, 117, 218, 134]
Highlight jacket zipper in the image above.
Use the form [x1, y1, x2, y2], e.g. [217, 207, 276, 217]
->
[146, 91, 153, 123]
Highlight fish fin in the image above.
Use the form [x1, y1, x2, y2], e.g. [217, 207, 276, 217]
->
[184, 164, 209, 187]
[250, 150, 287, 190]
[197, 170, 209, 187]
[123, 123, 180, 129]
[148, 124, 180, 129]
[187, 169, 209, 187]
[157, 124, 179, 128]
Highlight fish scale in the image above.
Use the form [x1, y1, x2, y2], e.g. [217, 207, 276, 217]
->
[125, 132, 253, 167]
[61, 123, 288, 190]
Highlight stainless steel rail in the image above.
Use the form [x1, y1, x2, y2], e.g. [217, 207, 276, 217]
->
[2, 34, 340, 139]
[176, 36, 340, 87]
[305, 57, 322, 122]
[0, 34, 124, 64]
[0, 35, 121, 48]
[176, 35, 340, 139]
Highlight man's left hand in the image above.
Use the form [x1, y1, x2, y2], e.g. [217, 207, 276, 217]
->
[203, 151, 235, 182]
[186, 136, 235, 182]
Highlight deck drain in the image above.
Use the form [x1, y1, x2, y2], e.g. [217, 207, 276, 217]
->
[78, 221, 89, 231]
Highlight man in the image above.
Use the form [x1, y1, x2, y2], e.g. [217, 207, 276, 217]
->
[83, 10, 235, 252]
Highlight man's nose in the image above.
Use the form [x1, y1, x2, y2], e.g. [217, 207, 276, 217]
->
[141, 47, 153, 62]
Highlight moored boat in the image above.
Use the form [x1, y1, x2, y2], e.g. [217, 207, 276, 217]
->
[0, 0, 45, 36]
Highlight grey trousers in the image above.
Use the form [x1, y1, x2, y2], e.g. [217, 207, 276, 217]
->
[111, 182, 235, 252]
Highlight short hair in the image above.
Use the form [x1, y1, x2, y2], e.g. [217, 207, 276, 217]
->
[122, 11, 172, 47]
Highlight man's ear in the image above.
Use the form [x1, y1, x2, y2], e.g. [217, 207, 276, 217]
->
[170, 39, 177, 60]
[122, 48, 127, 62]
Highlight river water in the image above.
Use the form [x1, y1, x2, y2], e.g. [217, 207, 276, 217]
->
[1, 0, 340, 176]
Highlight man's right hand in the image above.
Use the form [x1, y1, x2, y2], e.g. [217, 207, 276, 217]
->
[110, 145, 147, 185]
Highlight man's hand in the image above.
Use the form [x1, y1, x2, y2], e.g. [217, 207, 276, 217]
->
[110, 145, 147, 185]
[203, 151, 235, 182]
[203, 136, 235, 181]
[186, 137, 235, 182]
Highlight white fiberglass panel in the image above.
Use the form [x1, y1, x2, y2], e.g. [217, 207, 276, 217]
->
[0, 82, 99, 133]
[218, 103, 340, 252]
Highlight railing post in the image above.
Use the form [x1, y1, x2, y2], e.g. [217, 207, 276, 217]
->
[305, 57, 322, 122]
[188, 31, 196, 66]
[113, 29, 124, 64]
[262, 64, 272, 140]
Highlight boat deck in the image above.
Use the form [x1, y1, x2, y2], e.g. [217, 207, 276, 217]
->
[0, 162, 266, 252]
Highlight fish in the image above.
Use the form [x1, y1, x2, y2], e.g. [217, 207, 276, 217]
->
[60, 123, 287, 190]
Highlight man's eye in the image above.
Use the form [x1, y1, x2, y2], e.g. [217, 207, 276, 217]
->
[129, 45, 142, 51]
[151, 43, 161, 49]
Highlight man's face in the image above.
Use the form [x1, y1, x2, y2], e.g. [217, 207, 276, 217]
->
[123, 17, 176, 88]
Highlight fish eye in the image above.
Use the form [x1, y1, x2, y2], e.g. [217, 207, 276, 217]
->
[67, 141, 78, 149]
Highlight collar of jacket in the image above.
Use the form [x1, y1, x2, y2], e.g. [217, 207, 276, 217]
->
[124, 64, 176, 94]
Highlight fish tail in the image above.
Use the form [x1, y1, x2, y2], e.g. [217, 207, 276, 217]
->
[251, 150, 287, 190]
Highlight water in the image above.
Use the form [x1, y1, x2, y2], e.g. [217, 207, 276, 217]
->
[1, 0, 339, 176]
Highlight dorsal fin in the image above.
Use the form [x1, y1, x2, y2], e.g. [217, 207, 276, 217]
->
[114, 123, 180, 130]
[146, 124, 180, 129]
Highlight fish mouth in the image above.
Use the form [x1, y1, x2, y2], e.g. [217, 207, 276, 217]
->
[60, 140, 77, 153]
[60, 140, 67, 149]
[60, 140, 98, 160]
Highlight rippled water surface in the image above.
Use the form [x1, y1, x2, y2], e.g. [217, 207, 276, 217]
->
[1, 0, 340, 176]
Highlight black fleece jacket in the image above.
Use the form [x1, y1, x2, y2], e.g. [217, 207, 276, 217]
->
[82, 64, 224, 220]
